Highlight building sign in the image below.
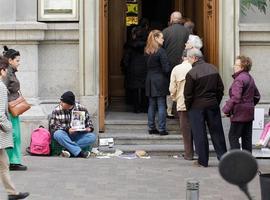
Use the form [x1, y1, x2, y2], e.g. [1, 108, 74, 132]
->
[38, 0, 79, 22]
[126, 2, 138, 26]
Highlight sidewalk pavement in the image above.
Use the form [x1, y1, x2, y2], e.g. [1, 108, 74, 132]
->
[0, 155, 269, 200]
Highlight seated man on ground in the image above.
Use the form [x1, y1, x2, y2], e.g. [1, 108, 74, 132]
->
[49, 91, 96, 158]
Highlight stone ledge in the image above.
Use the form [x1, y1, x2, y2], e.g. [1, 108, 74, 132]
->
[0, 22, 79, 41]
[0, 22, 47, 30]
[239, 23, 270, 32]
[0, 22, 79, 30]
[47, 23, 79, 30]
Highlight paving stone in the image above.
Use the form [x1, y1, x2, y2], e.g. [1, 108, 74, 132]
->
[0, 156, 268, 200]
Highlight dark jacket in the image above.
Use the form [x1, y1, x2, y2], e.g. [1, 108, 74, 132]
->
[184, 58, 224, 110]
[162, 23, 189, 70]
[145, 48, 170, 97]
[222, 70, 260, 122]
[3, 66, 20, 102]
[122, 39, 147, 89]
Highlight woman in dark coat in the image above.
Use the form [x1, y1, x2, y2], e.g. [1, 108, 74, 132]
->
[222, 55, 260, 152]
[145, 30, 170, 135]
[122, 26, 148, 113]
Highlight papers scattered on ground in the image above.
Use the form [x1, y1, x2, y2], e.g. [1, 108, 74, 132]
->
[118, 153, 138, 160]
[91, 148, 123, 158]
[118, 150, 151, 160]
[135, 150, 150, 159]
[99, 138, 114, 148]
[91, 148, 151, 159]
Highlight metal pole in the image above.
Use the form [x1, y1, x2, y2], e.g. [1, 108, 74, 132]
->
[186, 179, 199, 200]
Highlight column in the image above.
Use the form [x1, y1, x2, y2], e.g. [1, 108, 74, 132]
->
[219, 0, 238, 91]
[79, 0, 99, 126]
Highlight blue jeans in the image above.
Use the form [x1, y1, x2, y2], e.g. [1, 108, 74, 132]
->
[53, 130, 96, 156]
[148, 96, 166, 132]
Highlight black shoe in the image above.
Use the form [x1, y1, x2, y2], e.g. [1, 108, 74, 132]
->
[8, 192, 30, 200]
[159, 131, 169, 136]
[9, 164, 27, 171]
[78, 151, 91, 158]
[166, 115, 175, 119]
[148, 129, 159, 135]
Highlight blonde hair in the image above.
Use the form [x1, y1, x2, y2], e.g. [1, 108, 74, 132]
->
[145, 30, 162, 55]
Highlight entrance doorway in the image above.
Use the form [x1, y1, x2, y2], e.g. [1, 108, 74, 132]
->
[99, 0, 219, 131]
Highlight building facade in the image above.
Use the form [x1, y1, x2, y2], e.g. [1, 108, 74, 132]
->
[0, 0, 269, 150]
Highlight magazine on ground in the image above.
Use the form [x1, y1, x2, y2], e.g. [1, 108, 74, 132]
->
[71, 110, 86, 131]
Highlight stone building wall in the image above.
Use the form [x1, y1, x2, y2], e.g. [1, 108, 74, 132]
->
[0, 0, 99, 152]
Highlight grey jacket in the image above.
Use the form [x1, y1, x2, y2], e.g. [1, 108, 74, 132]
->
[162, 23, 189, 70]
[3, 66, 20, 102]
[0, 80, 13, 149]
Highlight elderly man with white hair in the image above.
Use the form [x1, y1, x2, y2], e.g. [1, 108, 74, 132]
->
[162, 11, 189, 118]
[184, 48, 227, 167]
[185, 35, 203, 50]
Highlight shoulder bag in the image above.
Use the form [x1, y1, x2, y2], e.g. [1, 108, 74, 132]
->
[8, 92, 31, 117]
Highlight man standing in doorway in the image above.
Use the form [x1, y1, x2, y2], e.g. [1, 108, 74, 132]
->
[184, 48, 227, 167]
[162, 11, 189, 118]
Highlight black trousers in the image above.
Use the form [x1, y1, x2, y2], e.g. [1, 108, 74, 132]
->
[228, 121, 253, 152]
[131, 88, 148, 113]
[188, 105, 227, 167]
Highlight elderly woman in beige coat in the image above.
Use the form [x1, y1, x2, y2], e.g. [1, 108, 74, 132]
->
[169, 50, 194, 160]
[0, 56, 29, 200]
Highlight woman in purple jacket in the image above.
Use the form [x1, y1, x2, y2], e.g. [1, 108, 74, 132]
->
[222, 55, 260, 152]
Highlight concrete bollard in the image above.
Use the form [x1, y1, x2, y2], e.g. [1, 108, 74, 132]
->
[186, 179, 199, 200]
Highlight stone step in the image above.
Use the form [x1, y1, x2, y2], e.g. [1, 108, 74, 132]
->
[99, 144, 216, 156]
[105, 119, 179, 131]
[105, 119, 179, 125]
[99, 132, 213, 145]
[100, 133, 182, 145]
[103, 129, 180, 134]
[105, 125, 179, 131]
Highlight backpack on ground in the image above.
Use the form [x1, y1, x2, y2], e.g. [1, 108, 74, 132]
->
[27, 126, 51, 156]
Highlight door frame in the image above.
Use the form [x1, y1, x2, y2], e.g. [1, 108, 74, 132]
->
[203, 0, 219, 66]
[99, 0, 108, 132]
[99, 0, 220, 130]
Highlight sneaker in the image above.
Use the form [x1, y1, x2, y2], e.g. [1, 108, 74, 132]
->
[8, 192, 30, 200]
[81, 151, 91, 159]
[61, 150, 71, 158]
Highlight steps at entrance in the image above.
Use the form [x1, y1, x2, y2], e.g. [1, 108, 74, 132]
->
[100, 132, 182, 145]
[105, 118, 180, 131]
[101, 112, 215, 156]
